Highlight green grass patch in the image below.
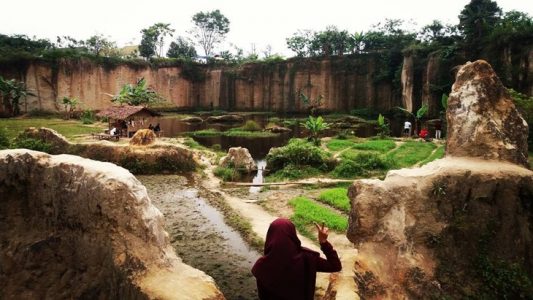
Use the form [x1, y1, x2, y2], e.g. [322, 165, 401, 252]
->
[214, 166, 237, 181]
[0, 118, 104, 140]
[225, 128, 277, 138]
[317, 188, 350, 213]
[289, 196, 348, 239]
[352, 139, 396, 152]
[385, 141, 437, 168]
[333, 151, 394, 178]
[266, 139, 334, 173]
[420, 146, 445, 166]
[326, 139, 356, 151]
[186, 128, 221, 137]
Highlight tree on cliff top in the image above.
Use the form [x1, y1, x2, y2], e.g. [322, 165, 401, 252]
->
[190, 10, 230, 56]
[167, 36, 197, 59]
[139, 23, 175, 59]
[459, 0, 502, 55]
[112, 78, 161, 106]
[85, 34, 117, 57]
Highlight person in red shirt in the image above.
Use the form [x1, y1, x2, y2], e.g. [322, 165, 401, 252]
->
[252, 218, 342, 300]
[419, 128, 429, 139]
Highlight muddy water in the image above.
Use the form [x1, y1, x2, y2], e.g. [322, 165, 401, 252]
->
[138, 175, 261, 300]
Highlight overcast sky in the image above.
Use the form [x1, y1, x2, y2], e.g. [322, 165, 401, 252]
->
[2, 0, 532, 57]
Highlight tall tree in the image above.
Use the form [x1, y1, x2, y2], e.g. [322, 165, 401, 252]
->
[112, 78, 161, 106]
[167, 36, 197, 59]
[139, 23, 175, 59]
[0, 76, 34, 116]
[458, 0, 502, 54]
[191, 10, 230, 56]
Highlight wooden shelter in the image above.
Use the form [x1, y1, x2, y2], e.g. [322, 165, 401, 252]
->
[97, 106, 161, 137]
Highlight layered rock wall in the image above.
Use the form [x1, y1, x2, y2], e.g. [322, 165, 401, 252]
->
[0, 149, 224, 299]
[1, 48, 532, 116]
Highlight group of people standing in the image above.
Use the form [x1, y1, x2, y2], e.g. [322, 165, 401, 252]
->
[403, 120, 442, 140]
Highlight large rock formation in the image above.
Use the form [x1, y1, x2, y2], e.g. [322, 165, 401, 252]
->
[346, 60, 533, 299]
[219, 147, 257, 172]
[20, 127, 196, 174]
[0, 149, 224, 299]
[446, 60, 529, 167]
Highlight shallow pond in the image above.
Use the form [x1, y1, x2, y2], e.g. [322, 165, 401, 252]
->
[138, 175, 261, 300]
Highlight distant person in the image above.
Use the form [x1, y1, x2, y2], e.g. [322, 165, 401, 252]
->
[154, 123, 161, 137]
[419, 128, 429, 140]
[252, 218, 342, 300]
[109, 127, 117, 136]
[435, 120, 442, 139]
[403, 120, 412, 137]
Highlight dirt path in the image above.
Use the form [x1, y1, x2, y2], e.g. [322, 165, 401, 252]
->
[198, 155, 359, 299]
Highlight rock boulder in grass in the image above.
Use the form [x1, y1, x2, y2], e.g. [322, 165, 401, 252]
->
[206, 114, 244, 123]
[0, 149, 224, 300]
[446, 60, 529, 167]
[219, 147, 257, 172]
[182, 116, 203, 123]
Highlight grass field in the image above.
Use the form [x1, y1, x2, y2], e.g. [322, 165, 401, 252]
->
[351, 139, 396, 152]
[326, 139, 356, 151]
[317, 188, 350, 213]
[420, 145, 445, 166]
[0, 118, 105, 140]
[289, 196, 348, 240]
[385, 141, 436, 168]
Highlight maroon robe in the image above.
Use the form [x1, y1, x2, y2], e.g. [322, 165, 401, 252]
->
[251, 218, 342, 300]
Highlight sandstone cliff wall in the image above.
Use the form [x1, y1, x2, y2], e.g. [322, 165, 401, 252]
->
[1, 48, 532, 116]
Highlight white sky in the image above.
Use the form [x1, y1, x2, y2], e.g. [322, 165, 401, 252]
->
[2, 0, 532, 57]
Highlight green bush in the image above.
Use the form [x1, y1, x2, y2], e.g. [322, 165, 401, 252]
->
[266, 164, 322, 182]
[240, 120, 262, 131]
[80, 110, 95, 124]
[317, 188, 350, 213]
[266, 139, 334, 173]
[0, 127, 10, 149]
[211, 144, 222, 151]
[331, 160, 364, 178]
[11, 137, 52, 153]
[214, 166, 237, 181]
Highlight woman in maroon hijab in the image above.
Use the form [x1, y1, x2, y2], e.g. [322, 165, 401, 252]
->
[252, 218, 342, 300]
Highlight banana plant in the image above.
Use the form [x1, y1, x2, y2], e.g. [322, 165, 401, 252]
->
[305, 115, 329, 146]
[395, 104, 428, 135]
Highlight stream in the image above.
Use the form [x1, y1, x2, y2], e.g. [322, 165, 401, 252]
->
[138, 175, 261, 300]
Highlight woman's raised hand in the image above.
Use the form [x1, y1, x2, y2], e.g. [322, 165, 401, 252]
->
[314, 222, 329, 244]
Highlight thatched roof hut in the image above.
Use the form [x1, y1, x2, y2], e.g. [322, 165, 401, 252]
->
[97, 106, 161, 137]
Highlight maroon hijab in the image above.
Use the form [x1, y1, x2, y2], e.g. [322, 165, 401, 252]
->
[252, 218, 319, 300]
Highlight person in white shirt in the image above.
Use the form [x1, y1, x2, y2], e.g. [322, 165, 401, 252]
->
[109, 127, 117, 136]
[403, 121, 412, 137]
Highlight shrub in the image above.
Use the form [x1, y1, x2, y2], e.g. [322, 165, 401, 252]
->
[317, 188, 350, 213]
[211, 144, 222, 151]
[0, 127, 10, 149]
[266, 164, 322, 182]
[214, 166, 237, 181]
[266, 139, 334, 173]
[240, 120, 262, 131]
[11, 137, 52, 153]
[80, 110, 95, 124]
[332, 160, 364, 178]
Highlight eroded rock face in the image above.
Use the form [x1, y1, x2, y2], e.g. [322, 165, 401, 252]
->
[446, 60, 529, 166]
[219, 147, 257, 172]
[346, 158, 533, 298]
[0, 150, 224, 300]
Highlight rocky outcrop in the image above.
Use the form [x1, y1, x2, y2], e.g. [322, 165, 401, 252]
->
[446, 60, 529, 167]
[219, 147, 257, 172]
[346, 59, 533, 299]
[401, 55, 414, 113]
[0, 149, 224, 299]
[347, 158, 533, 299]
[182, 116, 203, 123]
[20, 127, 196, 174]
